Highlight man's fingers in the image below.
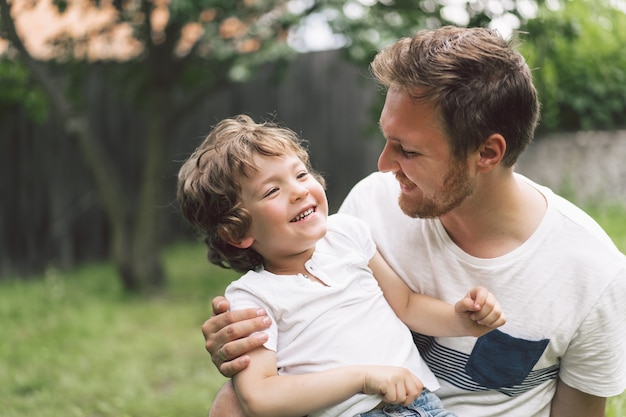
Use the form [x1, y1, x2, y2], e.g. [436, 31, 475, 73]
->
[204, 312, 270, 373]
[211, 296, 230, 315]
[219, 330, 269, 360]
[214, 331, 269, 378]
[219, 355, 252, 379]
[202, 308, 269, 343]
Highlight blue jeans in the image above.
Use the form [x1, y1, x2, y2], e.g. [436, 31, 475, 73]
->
[355, 390, 457, 417]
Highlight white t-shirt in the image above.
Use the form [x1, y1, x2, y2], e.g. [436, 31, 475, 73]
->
[225, 213, 439, 417]
[339, 171, 626, 417]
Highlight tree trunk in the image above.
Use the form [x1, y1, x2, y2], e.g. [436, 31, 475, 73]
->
[121, 90, 170, 292]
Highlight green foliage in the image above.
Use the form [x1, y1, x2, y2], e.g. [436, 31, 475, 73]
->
[608, 394, 626, 417]
[306, 0, 544, 139]
[586, 204, 626, 251]
[520, 0, 626, 132]
[315, 0, 538, 66]
[0, 59, 47, 123]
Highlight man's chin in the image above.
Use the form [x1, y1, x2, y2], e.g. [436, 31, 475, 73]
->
[398, 195, 422, 218]
[398, 195, 441, 219]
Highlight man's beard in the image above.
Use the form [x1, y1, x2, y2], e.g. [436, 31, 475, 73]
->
[398, 160, 474, 219]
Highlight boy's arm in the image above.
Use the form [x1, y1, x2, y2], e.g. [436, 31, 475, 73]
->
[368, 251, 505, 337]
[233, 346, 423, 417]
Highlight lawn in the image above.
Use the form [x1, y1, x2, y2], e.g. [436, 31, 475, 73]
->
[1, 243, 234, 417]
[1, 205, 625, 417]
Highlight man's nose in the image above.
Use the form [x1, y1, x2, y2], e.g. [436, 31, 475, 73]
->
[377, 143, 397, 173]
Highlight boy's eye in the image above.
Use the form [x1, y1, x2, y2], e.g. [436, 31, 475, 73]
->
[297, 171, 309, 179]
[263, 187, 278, 198]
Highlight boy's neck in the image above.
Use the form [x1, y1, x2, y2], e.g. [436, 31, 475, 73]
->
[263, 248, 327, 285]
[262, 248, 315, 277]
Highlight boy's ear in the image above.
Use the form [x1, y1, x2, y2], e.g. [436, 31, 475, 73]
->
[217, 228, 254, 249]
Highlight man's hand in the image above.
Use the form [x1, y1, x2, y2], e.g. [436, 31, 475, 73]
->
[202, 296, 272, 377]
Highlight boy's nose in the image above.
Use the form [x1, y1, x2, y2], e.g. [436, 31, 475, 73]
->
[290, 184, 309, 202]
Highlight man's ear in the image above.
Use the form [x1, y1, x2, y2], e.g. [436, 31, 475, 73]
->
[217, 228, 254, 249]
[477, 134, 506, 172]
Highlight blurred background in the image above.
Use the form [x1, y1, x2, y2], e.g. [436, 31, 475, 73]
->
[2, 0, 626, 289]
[1, 1, 626, 416]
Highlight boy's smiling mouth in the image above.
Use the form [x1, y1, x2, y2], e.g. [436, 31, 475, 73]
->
[290, 207, 315, 222]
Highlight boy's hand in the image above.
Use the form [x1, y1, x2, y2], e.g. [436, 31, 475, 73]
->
[361, 366, 423, 407]
[454, 286, 506, 337]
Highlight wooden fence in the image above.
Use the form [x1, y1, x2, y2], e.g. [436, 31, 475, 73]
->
[1, 50, 385, 277]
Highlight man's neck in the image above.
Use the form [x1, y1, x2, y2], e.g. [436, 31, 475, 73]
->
[439, 172, 547, 259]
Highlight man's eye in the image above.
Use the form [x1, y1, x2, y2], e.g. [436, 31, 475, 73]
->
[401, 148, 418, 157]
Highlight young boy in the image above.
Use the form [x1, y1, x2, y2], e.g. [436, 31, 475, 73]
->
[177, 114, 506, 417]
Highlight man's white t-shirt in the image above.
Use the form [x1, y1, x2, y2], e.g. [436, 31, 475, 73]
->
[339, 171, 626, 417]
[226, 213, 439, 417]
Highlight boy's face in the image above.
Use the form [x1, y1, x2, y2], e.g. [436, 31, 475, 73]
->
[236, 153, 328, 270]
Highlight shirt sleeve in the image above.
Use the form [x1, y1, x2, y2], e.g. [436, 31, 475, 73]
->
[338, 173, 377, 218]
[329, 213, 376, 261]
[225, 278, 279, 353]
[559, 266, 626, 396]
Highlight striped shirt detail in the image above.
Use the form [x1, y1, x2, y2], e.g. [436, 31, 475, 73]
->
[413, 333, 559, 397]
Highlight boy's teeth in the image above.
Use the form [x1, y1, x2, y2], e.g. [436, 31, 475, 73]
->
[291, 208, 314, 222]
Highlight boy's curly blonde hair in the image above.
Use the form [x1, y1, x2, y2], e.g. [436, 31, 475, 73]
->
[177, 114, 325, 273]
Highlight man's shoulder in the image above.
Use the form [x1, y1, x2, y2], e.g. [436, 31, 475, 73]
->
[354, 171, 396, 190]
[339, 172, 398, 214]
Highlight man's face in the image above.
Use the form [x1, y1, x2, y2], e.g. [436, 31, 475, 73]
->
[378, 87, 474, 218]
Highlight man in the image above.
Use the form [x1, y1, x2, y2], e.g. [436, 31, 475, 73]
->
[201, 26, 626, 417]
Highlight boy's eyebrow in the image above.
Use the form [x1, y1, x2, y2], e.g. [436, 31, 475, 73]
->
[249, 158, 304, 195]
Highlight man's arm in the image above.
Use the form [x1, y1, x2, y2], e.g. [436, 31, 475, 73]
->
[209, 381, 246, 417]
[550, 379, 606, 417]
[202, 296, 272, 377]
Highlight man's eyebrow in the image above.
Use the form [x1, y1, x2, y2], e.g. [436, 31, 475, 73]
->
[377, 120, 400, 142]
[377, 120, 391, 140]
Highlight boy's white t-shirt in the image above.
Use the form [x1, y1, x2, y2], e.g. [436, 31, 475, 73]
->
[226, 213, 439, 417]
[339, 171, 626, 417]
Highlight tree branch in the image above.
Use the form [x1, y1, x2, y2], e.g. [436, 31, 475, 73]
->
[1, 0, 75, 125]
[0, 0, 128, 231]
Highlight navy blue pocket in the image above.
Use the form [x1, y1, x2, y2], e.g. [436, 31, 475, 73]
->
[465, 329, 549, 389]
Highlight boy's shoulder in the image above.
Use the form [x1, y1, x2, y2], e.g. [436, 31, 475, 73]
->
[323, 213, 373, 256]
[327, 213, 368, 233]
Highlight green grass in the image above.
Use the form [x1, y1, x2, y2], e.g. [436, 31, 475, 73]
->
[1, 204, 625, 417]
[0, 243, 235, 417]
